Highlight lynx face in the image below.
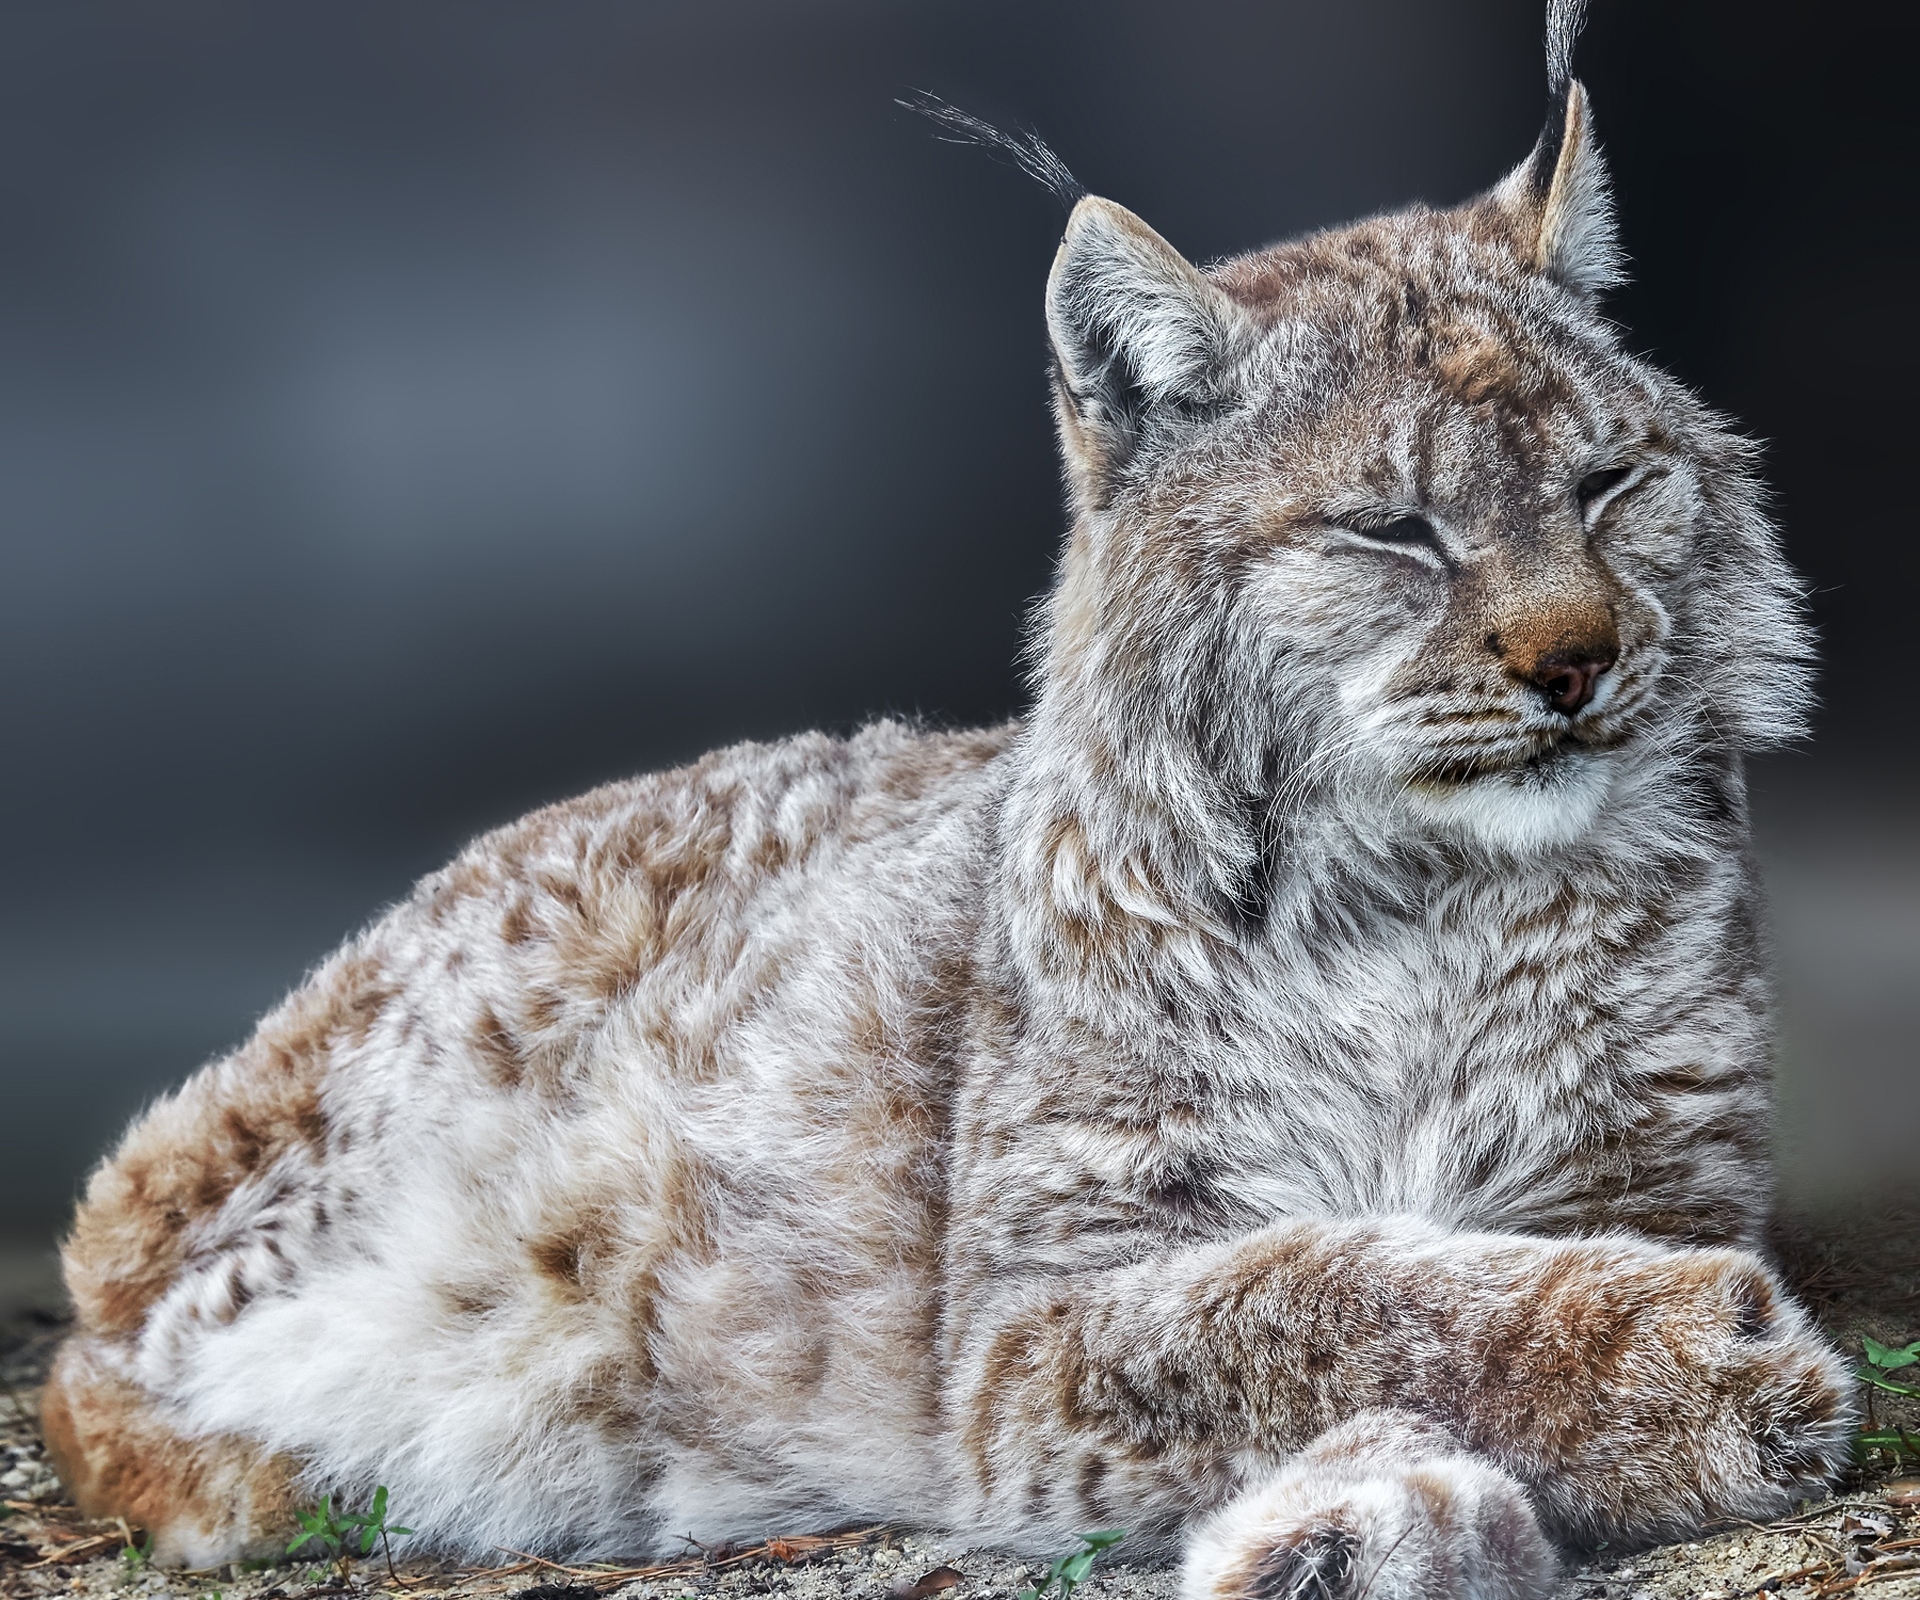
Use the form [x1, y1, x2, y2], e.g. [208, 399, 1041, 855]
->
[1040, 88, 1806, 858]
[1211, 244, 1683, 853]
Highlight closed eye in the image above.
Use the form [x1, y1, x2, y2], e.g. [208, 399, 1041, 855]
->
[1576, 466, 1633, 513]
[1345, 513, 1441, 549]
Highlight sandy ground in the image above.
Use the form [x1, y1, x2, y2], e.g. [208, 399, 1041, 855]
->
[3, 1205, 1915, 1600]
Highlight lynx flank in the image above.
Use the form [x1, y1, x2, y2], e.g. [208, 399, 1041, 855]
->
[44, 6, 1852, 1598]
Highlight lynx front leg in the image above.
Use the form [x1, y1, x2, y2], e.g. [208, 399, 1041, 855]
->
[946, 1217, 1853, 1552]
[1182, 1410, 1554, 1600]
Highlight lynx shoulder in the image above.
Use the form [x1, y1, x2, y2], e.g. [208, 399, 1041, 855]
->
[44, 5, 1849, 1597]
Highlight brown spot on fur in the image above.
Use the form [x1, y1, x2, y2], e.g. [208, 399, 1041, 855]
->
[471, 1005, 524, 1090]
[1075, 1451, 1111, 1520]
[651, 1148, 720, 1267]
[1436, 337, 1527, 409]
[964, 1316, 1046, 1495]
[539, 870, 588, 920]
[531, 1237, 585, 1296]
[524, 987, 564, 1035]
[530, 1213, 611, 1300]
[440, 1283, 502, 1317]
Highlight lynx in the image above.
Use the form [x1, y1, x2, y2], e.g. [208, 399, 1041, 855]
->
[42, 6, 1852, 1597]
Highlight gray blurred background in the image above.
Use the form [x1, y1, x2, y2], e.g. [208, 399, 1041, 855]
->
[1, 0, 1912, 1290]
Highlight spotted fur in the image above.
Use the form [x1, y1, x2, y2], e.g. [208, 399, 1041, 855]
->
[45, 8, 1851, 1596]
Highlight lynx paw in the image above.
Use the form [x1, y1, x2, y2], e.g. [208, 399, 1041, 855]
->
[1478, 1242, 1856, 1546]
[1182, 1411, 1556, 1600]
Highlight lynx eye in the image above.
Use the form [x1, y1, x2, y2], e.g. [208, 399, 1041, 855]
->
[1347, 514, 1440, 548]
[1576, 466, 1633, 510]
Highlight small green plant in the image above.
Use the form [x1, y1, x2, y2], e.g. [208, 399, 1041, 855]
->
[1858, 1335, 1920, 1393]
[1017, 1528, 1126, 1600]
[1854, 1335, 1920, 1465]
[118, 1530, 153, 1576]
[286, 1486, 413, 1586]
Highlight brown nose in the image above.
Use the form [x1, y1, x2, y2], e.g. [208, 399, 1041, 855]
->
[1530, 646, 1616, 715]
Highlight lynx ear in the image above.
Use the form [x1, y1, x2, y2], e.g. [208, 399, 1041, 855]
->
[1489, 0, 1622, 294]
[1047, 195, 1247, 499]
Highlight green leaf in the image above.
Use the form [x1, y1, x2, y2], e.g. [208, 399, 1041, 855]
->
[1062, 1552, 1095, 1583]
[1863, 1336, 1920, 1370]
[1856, 1365, 1920, 1397]
[287, 1499, 347, 1558]
[1857, 1426, 1920, 1461]
[388, 1524, 413, 1538]
[1079, 1529, 1127, 1552]
[1017, 1588, 1039, 1600]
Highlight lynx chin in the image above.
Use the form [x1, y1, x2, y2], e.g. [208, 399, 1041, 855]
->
[44, 5, 1850, 1598]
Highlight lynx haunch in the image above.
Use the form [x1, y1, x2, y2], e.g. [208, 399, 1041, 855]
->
[44, 6, 1852, 1597]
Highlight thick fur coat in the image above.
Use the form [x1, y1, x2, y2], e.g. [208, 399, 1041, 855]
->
[43, 7, 1854, 1596]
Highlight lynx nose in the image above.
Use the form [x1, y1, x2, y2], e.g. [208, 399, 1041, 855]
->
[1530, 645, 1616, 715]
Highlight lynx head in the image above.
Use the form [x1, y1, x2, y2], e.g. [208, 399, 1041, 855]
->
[1032, 0, 1811, 862]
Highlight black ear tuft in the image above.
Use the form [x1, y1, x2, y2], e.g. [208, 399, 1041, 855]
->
[1488, 0, 1622, 295]
[1545, 0, 1585, 108]
[1531, 0, 1587, 197]
[898, 92, 1085, 212]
